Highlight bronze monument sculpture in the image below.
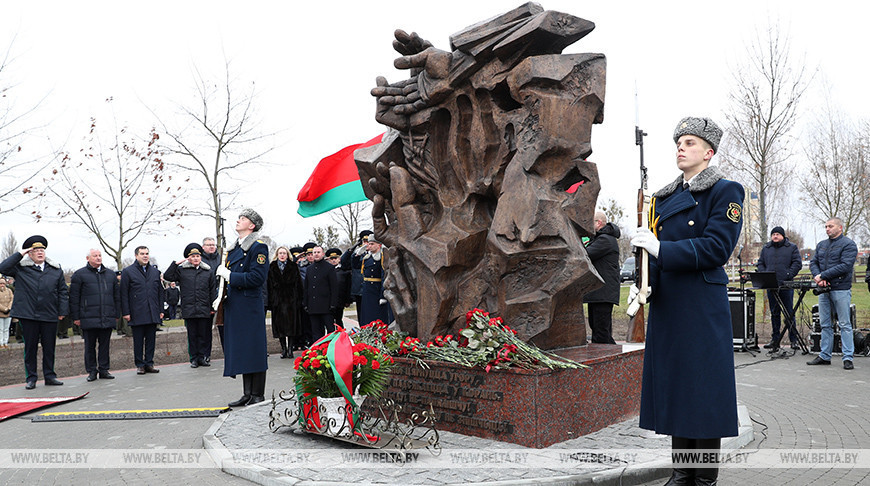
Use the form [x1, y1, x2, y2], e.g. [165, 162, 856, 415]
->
[356, 2, 606, 349]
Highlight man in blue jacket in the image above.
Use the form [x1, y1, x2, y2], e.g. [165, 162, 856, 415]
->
[70, 248, 120, 381]
[120, 246, 164, 374]
[0, 235, 69, 389]
[808, 217, 857, 370]
[756, 226, 802, 350]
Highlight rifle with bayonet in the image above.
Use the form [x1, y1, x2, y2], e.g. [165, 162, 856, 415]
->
[626, 125, 648, 342]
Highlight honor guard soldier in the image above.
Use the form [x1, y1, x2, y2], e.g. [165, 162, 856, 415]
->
[342, 230, 373, 312]
[0, 236, 69, 389]
[630, 117, 744, 485]
[358, 235, 393, 327]
[215, 209, 270, 407]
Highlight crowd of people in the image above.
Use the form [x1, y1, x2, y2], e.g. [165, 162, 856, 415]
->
[0, 209, 393, 406]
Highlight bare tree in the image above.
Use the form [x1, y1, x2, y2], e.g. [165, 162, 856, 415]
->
[0, 37, 51, 214]
[719, 22, 812, 242]
[330, 201, 371, 247]
[39, 111, 185, 270]
[1, 230, 17, 260]
[313, 226, 341, 249]
[153, 61, 275, 254]
[798, 101, 868, 237]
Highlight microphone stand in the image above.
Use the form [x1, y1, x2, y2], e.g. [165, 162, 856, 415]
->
[736, 246, 756, 356]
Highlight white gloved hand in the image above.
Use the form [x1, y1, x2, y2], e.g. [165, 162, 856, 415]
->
[626, 284, 653, 317]
[630, 228, 660, 258]
[212, 297, 222, 311]
[215, 265, 231, 280]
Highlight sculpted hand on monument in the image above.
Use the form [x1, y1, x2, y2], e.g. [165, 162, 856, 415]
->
[372, 30, 452, 130]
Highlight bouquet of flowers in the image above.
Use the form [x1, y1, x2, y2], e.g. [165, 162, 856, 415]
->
[353, 309, 585, 372]
[294, 338, 396, 398]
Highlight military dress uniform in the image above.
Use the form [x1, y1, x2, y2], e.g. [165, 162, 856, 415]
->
[359, 252, 393, 326]
[222, 233, 269, 406]
[639, 166, 744, 439]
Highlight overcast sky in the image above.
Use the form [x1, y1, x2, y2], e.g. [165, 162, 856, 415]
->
[2, 0, 868, 269]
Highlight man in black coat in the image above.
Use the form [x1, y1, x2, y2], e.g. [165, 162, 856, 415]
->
[163, 243, 216, 368]
[582, 211, 621, 344]
[201, 236, 221, 360]
[303, 245, 338, 341]
[756, 226, 802, 350]
[164, 282, 180, 320]
[70, 248, 120, 381]
[326, 247, 350, 328]
[0, 235, 69, 389]
[120, 246, 164, 374]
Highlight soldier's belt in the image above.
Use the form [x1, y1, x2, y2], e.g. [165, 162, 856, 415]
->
[364, 277, 382, 282]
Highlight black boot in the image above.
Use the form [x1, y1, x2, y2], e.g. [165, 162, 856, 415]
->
[246, 371, 267, 405]
[693, 438, 720, 486]
[279, 338, 289, 359]
[228, 374, 253, 407]
[665, 436, 694, 485]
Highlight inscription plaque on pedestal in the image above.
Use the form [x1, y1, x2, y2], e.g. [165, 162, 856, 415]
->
[382, 345, 643, 448]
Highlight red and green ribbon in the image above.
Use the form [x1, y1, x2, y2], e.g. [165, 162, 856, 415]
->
[297, 330, 360, 428]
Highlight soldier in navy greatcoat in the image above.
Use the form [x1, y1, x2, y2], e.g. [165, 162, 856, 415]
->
[358, 236, 393, 326]
[630, 117, 744, 486]
[215, 209, 269, 407]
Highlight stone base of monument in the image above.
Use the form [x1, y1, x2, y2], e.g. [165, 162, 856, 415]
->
[379, 344, 643, 448]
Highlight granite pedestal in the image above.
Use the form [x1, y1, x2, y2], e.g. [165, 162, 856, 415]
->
[381, 344, 643, 448]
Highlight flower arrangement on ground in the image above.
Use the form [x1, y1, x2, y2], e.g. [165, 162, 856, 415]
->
[294, 334, 396, 399]
[353, 309, 585, 372]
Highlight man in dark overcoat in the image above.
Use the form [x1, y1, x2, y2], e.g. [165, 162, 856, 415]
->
[0, 235, 69, 389]
[756, 226, 802, 349]
[326, 247, 350, 327]
[120, 245, 164, 374]
[163, 243, 216, 368]
[164, 282, 180, 320]
[200, 236, 221, 360]
[582, 210, 621, 344]
[70, 248, 120, 381]
[302, 246, 339, 341]
[216, 209, 269, 407]
[630, 117, 744, 485]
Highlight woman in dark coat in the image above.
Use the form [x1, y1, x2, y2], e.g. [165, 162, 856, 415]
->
[266, 246, 303, 357]
[630, 117, 744, 485]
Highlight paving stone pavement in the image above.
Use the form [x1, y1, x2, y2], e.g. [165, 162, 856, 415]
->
[2, 328, 869, 485]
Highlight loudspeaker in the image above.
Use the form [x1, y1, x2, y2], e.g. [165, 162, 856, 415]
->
[811, 304, 856, 333]
[729, 289, 756, 350]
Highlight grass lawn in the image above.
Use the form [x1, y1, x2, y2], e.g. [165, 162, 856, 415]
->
[615, 265, 870, 335]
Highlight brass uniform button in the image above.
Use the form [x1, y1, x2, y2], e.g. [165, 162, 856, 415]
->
[688, 220, 695, 226]
[658, 226, 663, 232]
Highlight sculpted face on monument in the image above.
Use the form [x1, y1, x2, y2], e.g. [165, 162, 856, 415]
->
[356, 3, 606, 349]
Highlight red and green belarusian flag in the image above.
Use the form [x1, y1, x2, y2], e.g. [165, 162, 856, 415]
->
[296, 134, 384, 218]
